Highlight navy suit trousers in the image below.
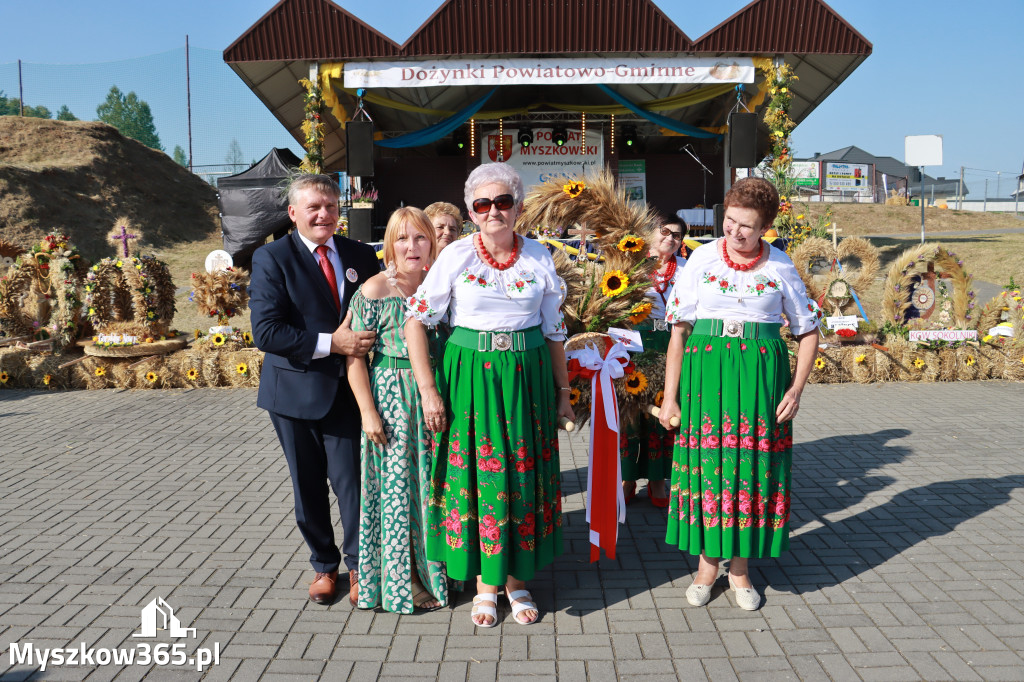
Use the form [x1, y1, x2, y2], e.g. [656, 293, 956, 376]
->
[269, 387, 361, 573]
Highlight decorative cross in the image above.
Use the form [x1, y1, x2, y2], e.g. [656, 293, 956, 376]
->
[108, 223, 139, 258]
[831, 220, 843, 250]
[567, 222, 591, 261]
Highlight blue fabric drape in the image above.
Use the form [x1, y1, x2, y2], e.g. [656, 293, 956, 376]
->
[375, 87, 497, 148]
[597, 84, 722, 140]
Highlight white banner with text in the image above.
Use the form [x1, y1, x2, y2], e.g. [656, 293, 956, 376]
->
[344, 57, 756, 88]
[481, 128, 604, 190]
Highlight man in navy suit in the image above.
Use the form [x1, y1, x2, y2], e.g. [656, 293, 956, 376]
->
[250, 174, 379, 605]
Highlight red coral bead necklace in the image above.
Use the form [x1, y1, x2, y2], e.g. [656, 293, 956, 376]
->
[475, 233, 519, 270]
[652, 258, 677, 293]
[721, 239, 763, 271]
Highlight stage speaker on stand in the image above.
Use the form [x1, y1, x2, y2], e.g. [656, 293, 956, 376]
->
[348, 207, 373, 243]
[727, 112, 758, 168]
[713, 203, 725, 238]
[347, 121, 374, 177]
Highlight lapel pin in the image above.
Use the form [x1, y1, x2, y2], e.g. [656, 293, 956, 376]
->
[346, 267, 358, 283]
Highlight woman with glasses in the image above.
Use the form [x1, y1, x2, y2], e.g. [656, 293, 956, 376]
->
[405, 163, 573, 627]
[621, 216, 689, 508]
[659, 177, 821, 611]
[424, 201, 463, 251]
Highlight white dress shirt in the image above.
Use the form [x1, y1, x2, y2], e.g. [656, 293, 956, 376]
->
[296, 231, 345, 359]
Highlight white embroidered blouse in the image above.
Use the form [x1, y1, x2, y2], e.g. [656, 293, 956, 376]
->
[664, 238, 822, 336]
[645, 255, 688, 321]
[406, 235, 568, 340]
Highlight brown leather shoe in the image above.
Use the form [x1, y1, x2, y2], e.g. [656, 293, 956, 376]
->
[348, 568, 358, 606]
[308, 570, 338, 605]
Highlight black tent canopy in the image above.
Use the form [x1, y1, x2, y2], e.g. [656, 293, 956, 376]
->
[217, 147, 302, 267]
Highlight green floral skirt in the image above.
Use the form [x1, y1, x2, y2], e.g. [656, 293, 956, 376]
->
[426, 327, 563, 585]
[620, 415, 674, 482]
[666, 326, 794, 559]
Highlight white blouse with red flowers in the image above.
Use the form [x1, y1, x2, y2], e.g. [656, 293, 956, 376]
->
[406, 235, 568, 340]
[645, 255, 688, 321]
[664, 238, 822, 335]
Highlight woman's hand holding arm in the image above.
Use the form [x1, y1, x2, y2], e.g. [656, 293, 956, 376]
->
[776, 330, 817, 423]
[406, 318, 447, 433]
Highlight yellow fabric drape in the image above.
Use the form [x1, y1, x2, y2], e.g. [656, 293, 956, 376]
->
[318, 63, 349, 129]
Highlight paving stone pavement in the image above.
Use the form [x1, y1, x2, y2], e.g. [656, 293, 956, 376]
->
[1, 382, 1024, 681]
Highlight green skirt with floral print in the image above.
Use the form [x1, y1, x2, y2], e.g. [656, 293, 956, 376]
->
[666, 327, 794, 559]
[426, 327, 563, 585]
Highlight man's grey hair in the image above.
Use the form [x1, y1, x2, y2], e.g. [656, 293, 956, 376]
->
[463, 163, 524, 213]
[287, 173, 341, 205]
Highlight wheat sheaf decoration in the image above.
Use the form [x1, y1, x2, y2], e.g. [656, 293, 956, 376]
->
[881, 242, 974, 327]
[516, 170, 658, 336]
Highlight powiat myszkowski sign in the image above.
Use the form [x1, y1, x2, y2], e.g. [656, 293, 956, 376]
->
[344, 57, 755, 88]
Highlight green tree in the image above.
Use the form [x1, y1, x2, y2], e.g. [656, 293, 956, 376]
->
[172, 145, 188, 167]
[0, 91, 52, 118]
[96, 85, 163, 150]
[56, 105, 78, 121]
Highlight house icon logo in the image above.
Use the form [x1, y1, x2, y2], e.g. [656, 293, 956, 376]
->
[132, 597, 196, 638]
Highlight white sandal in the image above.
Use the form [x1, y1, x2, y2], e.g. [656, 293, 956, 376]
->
[506, 589, 539, 625]
[471, 592, 499, 627]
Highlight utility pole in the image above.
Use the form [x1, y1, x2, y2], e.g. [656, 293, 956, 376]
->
[958, 166, 964, 210]
[18, 59, 23, 116]
[983, 179, 988, 213]
[186, 36, 194, 173]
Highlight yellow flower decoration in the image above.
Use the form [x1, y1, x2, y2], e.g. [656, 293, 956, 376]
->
[624, 371, 648, 395]
[146, 372, 159, 384]
[617, 235, 644, 253]
[855, 354, 866, 364]
[0, 371, 8, 384]
[600, 270, 629, 298]
[94, 366, 106, 377]
[1020, 355, 1024, 365]
[211, 333, 227, 347]
[186, 368, 199, 381]
[562, 180, 586, 198]
[655, 390, 664, 407]
[965, 356, 976, 366]
[568, 387, 581, 406]
[194, 329, 203, 340]
[982, 335, 994, 343]
[814, 357, 825, 370]
[242, 331, 253, 345]
[913, 357, 925, 369]
[628, 301, 652, 325]
[236, 363, 249, 376]
[43, 374, 52, 386]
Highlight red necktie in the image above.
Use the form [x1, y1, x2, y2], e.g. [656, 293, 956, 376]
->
[315, 244, 341, 312]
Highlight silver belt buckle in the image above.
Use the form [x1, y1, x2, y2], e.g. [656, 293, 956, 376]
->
[653, 319, 669, 332]
[723, 319, 743, 338]
[492, 332, 513, 351]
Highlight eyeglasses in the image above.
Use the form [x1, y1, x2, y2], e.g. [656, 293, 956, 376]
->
[471, 194, 515, 214]
[660, 226, 684, 240]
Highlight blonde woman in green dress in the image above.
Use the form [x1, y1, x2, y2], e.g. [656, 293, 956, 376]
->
[347, 207, 447, 613]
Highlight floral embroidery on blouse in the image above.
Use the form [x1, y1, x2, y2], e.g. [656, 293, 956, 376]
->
[744, 274, 781, 296]
[703, 272, 737, 293]
[505, 271, 537, 295]
[460, 269, 490, 288]
[806, 298, 824, 322]
[407, 295, 437, 318]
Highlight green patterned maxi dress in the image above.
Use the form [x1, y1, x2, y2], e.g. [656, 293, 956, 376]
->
[350, 290, 447, 614]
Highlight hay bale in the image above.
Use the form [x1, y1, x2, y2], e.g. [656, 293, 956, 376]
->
[77, 356, 113, 389]
[953, 346, 981, 381]
[1001, 347, 1024, 381]
[132, 356, 168, 389]
[26, 353, 74, 389]
[221, 350, 261, 388]
[165, 347, 204, 387]
[937, 348, 957, 381]
[0, 347, 33, 387]
[845, 345, 875, 383]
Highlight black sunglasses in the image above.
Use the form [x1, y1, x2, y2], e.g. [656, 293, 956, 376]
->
[471, 194, 515, 214]
[660, 226, 684, 240]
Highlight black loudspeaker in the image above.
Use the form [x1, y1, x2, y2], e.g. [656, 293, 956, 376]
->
[713, 203, 725, 238]
[347, 121, 374, 177]
[908, 167, 922, 184]
[727, 112, 758, 168]
[348, 208, 373, 242]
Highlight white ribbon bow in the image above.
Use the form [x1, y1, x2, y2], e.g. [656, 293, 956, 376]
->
[568, 341, 631, 433]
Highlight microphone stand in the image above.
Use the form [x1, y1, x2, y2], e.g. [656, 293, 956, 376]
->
[681, 145, 713, 211]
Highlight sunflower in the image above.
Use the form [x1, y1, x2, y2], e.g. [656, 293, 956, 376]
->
[617, 234, 644, 253]
[242, 331, 253, 345]
[854, 354, 867, 364]
[655, 390, 664, 407]
[624, 370, 648, 395]
[43, 374, 52, 386]
[600, 270, 629, 298]
[913, 357, 925, 369]
[0, 371, 8, 384]
[94, 366, 106, 377]
[236, 362, 249, 376]
[562, 180, 586, 198]
[569, 387, 581, 406]
[146, 372, 159, 384]
[628, 301, 652, 325]
[814, 357, 825, 370]
[186, 368, 199, 381]
[211, 333, 226, 346]
[965, 356, 976, 366]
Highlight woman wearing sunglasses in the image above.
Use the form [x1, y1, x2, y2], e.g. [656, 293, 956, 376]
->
[405, 163, 574, 627]
[621, 216, 689, 509]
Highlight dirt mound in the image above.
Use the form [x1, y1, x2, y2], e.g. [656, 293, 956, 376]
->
[0, 117, 220, 262]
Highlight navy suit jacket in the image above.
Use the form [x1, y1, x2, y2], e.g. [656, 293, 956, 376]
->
[250, 230, 380, 421]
